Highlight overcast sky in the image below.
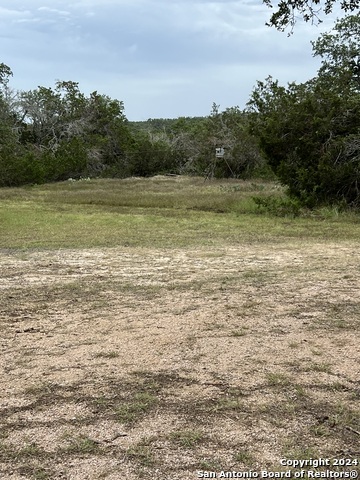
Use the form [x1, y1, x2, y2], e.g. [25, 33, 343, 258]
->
[1, 0, 340, 120]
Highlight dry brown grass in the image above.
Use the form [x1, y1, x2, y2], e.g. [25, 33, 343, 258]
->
[0, 243, 359, 479]
[0, 177, 359, 479]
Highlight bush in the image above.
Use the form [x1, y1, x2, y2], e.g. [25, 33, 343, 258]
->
[248, 78, 360, 208]
[253, 195, 302, 217]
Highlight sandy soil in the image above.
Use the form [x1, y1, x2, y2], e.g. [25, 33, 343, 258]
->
[0, 242, 359, 479]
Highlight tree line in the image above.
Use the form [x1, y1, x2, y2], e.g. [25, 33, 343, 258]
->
[0, 15, 359, 209]
[0, 70, 265, 186]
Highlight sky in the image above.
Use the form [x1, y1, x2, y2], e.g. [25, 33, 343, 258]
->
[1, 0, 341, 120]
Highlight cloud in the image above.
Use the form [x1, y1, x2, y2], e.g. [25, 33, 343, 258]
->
[0, 0, 340, 119]
[0, 6, 29, 18]
[37, 6, 71, 15]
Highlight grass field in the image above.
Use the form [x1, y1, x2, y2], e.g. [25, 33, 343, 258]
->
[0, 176, 359, 479]
[1, 176, 359, 250]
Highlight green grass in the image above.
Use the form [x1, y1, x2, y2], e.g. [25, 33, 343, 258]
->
[61, 435, 102, 455]
[1, 176, 359, 249]
[266, 372, 292, 387]
[169, 429, 204, 448]
[126, 441, 155, 467]
[116, 392, 158, 424]
[234, 449, 256, 466]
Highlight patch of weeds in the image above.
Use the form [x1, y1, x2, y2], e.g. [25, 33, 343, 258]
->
[283, 446, 321, 463]
[350, 389, 360, 400]
[317, 205, 344, 219]
[227, 386, 247, 397]
[17, 442, 46, 458]
[279, 398, 360, 455]
[311, 349, 323, 356]
[266, 372, 291, 387]
[304, 362, 332, 374]
[93, 395, 115, 409]
[261, 400, 298, 420]
[242, 269, 270, 286]
[21, 348, 38, 357]
[169, 429, 204, 448]
[62, 434, 101, 455]
[137, 378, 166, 394]
[330, 319, 350, 329]
[251, 183, 268, 192]
[204, 322, 225, 331]
[22, 381, 77, 407]
[0, 442, 15, 461]
[17, 466, 54, 480]
[97, 467, 120, 479]
[130, 371, 191, 393]
[184, 333, 198, 348]
[294, 384, 308, 399]
[317, 315, 351, 331]
[213, 396, 243, 413]
[200, 458, 222, 470]
[230, 329, 246, 337]
[253, 195, 302, 217]
[310, 424, 332, 437]
[200, 387, 248, 418]
[333, 339, 349, 348]
[32, 468, 53, 480]
[113, 282, 162, 301]
[242, 300, 261, 310]
[234, 449, 256, 466]
[331, 402, 360, 429]
[0, 430, 9, 441]
[219, 184, 243, 193]
[116, 392, 158, 424]
[94, 351, 119, 359]
[315, 302, 360, 331]
[329, 382, 349, 392]
[15, 357, 36, 369]
[126, 440, 155, 467]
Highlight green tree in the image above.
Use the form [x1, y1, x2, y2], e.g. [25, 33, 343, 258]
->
[19, 81, 88, 151]
[84, 91, 131, 173]
[0, 63, 29, 187]
[248, 15, 360, 207]
[311, 14, 360, 94]
[17, 81, 132, 182]
[0, 65, 137, 185]
[264, 0, 360, 31]
[191, 103, 265, 179]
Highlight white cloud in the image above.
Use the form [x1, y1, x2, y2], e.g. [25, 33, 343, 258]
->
[0, 0, 341, 119]
[0, 6, 28, 17]
[37, 7, 71, 16]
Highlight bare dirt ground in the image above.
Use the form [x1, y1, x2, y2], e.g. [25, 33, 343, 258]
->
[0, 242, 359, 479]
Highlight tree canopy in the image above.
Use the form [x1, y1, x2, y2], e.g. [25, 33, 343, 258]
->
[264, 0, 360, 31]
[248, 14, 360, 207]
[0, 66, 264, 186]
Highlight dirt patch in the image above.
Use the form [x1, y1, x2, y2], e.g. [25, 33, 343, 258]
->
[0, 243, 359, 479]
